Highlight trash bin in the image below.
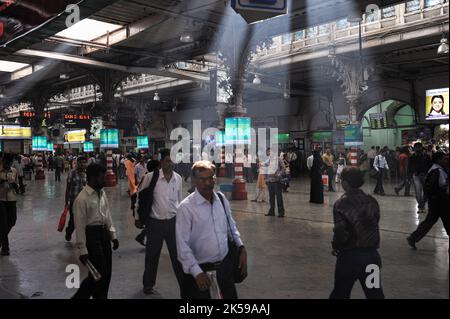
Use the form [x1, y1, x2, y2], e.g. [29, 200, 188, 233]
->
[219, 184, 234, 201]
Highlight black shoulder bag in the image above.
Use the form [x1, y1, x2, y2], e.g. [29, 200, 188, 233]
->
[217, 192, 247, 284]
[137, 170, 160, 226]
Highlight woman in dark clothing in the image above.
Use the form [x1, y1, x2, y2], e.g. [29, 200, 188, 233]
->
[310, 150, 324, 204]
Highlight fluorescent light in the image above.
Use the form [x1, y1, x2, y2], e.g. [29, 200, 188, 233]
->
[0, 60, 29, 72]
[56, 18, 122, 41]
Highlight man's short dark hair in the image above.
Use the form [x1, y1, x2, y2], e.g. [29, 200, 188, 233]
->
[160, 148, 171, 160]
[86, 163, 106, 180]
[147, 160, 160, 172]
[414, 142, 423, 148]
[341, 167, 364, 189]
[77, 156, 87, 162]
[432, 151, 447, 164]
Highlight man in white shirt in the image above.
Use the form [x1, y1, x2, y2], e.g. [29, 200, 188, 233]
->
[134, 155, 148, 186]
[136, 149, 184, 296]
[373, 149, 389, 196]
[176, 160, 247, 299]
[72, 163, 119, 299]
[367, 146, 377, 168]
[307, 152, 314, 171]
[243, 149, 253, 183]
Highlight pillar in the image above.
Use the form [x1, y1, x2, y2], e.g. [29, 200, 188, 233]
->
[105, 149, 116, 187]
[219, 146, 227, 177]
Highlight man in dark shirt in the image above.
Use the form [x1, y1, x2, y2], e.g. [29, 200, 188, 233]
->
[330, 167, 384, 299]
[407, 151, 449, 250]
[408, 142, 432, 213]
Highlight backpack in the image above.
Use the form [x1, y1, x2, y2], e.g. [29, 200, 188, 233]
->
[136, 169, 160, 226]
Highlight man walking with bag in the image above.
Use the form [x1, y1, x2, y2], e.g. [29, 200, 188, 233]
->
[176, 160, 247, 299]
[72, 163, 119, 299]
[135, 149, 184, 296]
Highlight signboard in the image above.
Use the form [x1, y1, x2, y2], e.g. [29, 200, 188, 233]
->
[100, 129, 119, 149]
[64, 130, 86, 144]
[32, 136, 48, 151]
[335, 115, 349, 130]
[137, 135, 149, 149]
[425, 88, 449, 121]
[225, 117, 251, 145]
[83, 141, 94, 152]
[311, 131, 332, 141]
[369, 112, 388, 129]
[344, 124, 363, 147]
[19, 111, 53, 127]
[47, 141, 54, 152]
[232, 0, 287, 23]
[278, 133, 290, 143]
[64, 114, 92, 128]
[0, 125, 32, 139]
[332, 130, 345, 145]
[0, 1, 74, 46]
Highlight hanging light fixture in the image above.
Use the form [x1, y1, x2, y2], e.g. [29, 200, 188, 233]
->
[252, 74, 261, 85]
[180, 31, 194, 43]
[437, 34, 449, 55]
[153, 92, 160, 101]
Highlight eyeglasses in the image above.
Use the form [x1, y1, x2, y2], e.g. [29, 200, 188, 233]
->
[197, 175, 216, 182]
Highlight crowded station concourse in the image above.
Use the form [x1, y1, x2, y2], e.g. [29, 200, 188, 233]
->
[0, 0, 448, 303]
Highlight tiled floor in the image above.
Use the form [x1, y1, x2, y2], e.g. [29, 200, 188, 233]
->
[0, 171, 448, 299]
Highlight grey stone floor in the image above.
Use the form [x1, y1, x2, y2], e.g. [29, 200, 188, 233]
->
[0, 171, 448, 299]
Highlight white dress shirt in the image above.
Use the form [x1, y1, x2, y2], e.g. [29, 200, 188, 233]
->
[373, 154, 389, 171]
[307, 155, 314, 171]
[176, 190, 244, 277]
[134, 163, 148, 185]
[136, 169, 182, 220]
[73, 185, 117, 256]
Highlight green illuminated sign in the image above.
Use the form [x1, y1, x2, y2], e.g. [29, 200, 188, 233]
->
[137, 135, 149, 149]
[100, 129, 119, 149]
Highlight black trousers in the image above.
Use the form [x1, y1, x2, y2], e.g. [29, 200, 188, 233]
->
[66, 202, 75, 237]
[183, 254, 238, 299]
[267, 181, 284, 215]
[18, 176, 25, 194]
[72, 226, 112, 299]
[330, 248, 385, 299]
[395, 173, 411, 196]
[243, 167, 253, 183]
[374, 168, 385, 194]
[410, 197, 449, 243]
[0, 201, 17, 252]
[55, 167, 62, 182]
[143, 217, 184, 296]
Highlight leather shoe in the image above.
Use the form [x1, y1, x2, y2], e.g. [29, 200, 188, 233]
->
[1, 250, 10, 256]
[406, 236, 417, 250]
[143, 286, 155, 295]
[265, 212, 275, 216]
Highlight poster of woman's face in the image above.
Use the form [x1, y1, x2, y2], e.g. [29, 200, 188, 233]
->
[425, 88, 449, 121]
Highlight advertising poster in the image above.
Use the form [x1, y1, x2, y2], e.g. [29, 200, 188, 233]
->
[83, 141, 94, 152]
[137, 135, 149, 149]
[100, 129, 119, 149]
[425, 88, 449, 121]
[32, 136, 47, 151]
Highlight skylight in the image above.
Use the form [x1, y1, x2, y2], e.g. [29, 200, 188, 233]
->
[0, 60, 30, 72]
[55, 18, 123, 41]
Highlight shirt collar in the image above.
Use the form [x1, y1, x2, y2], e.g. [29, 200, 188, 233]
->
[194, 189, 217, 205]
[158, 169, 176, 182]
[85, 185, 103, 196]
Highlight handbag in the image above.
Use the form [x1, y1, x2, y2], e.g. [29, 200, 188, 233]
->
[217, 192, 247, 284]
[57, 205, 69, 232]
[322, 174, 329, 187]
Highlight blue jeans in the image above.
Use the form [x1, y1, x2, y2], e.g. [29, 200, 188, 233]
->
[413, 174, 427, 209]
